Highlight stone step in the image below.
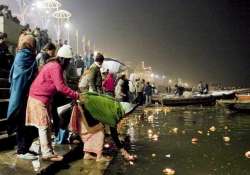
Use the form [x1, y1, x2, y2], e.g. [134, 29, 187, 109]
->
[0, 78, 10, 88]
[0, 69, 9, 78]
[0, 132, 16, 150]
[0, 118, 7, 132]
[0, 88, 10, 99]
[0, 99, 9, 119]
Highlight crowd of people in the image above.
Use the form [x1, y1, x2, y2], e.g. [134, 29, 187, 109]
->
[0, 5, 157, 162]
[4, 28, 153, 162]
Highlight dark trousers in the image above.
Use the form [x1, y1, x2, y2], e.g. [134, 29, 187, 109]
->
[136, 92, 144, 105]
[16, 125, 38, 154]
[10, 99, 38, 154]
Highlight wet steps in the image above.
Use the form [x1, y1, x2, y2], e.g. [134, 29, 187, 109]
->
[0, 68, 11, 148]
[0, 88, 10, 99]
[0, 99, 9, 119]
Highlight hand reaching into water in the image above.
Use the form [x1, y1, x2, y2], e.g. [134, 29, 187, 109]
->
[120, 148, 136, 161]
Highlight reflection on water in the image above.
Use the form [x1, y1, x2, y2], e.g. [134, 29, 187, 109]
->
[106, 106, 250, 175]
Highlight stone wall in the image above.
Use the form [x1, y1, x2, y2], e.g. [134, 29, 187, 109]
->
[0, 16, 23, 52]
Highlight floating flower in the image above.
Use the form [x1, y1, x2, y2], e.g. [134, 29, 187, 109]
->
[223, 136, 230, 142]
[182, 130, 186, 134]
[129, 161, 134, 165]
[152, 153, 156, 157]
[224, 126, 229, 130]
[163, 168, 175, 175]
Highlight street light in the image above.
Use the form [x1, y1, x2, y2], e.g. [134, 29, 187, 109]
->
[53, 9, 72, 41]
[64, 22, 71, 44]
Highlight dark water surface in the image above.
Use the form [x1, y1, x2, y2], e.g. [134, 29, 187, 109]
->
[105, 106, 250, 175]
[57, 106, 250, 175]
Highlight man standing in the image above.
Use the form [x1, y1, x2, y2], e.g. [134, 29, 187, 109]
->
[88, 53, 104, 93]
[144, 82, 153, 105]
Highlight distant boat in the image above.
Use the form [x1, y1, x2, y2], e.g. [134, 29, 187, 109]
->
[217, 94, 250, 112]
[194, 90, 236, 100]
[161, 96, 216, 106]
[217, 99, 250, 113]
[152, 90, 235, 107]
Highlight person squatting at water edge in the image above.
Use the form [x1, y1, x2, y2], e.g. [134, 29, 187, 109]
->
[79, 53, 136, 161]
[69, 92, 137, 162]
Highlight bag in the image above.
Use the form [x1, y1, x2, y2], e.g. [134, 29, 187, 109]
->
[78, 69, 91, 92]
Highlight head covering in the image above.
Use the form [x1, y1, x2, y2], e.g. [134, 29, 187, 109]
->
[17, 34, 36, 51]
[120, 102, 137, 115]
[57, 45, 73, 59]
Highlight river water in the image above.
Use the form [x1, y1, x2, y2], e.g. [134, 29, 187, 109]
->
[58, 106, 250, 175]
[105, 106, 250, 175]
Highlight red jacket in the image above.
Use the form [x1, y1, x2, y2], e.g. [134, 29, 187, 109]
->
[102, 73, 115, 92]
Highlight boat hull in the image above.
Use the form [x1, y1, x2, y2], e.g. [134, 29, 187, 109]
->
[162, 96, 216, 106]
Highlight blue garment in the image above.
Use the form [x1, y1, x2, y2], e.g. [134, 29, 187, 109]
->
[7, 49, 37, 122]
[83, 54, 94, 69]
[55, 128, 69, 144]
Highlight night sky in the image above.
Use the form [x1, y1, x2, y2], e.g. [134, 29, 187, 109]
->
[4, 0, 250, 86]
[61, 0, 250, 86]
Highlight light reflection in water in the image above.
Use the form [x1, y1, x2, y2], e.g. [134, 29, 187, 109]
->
[107, 106, 250, 175]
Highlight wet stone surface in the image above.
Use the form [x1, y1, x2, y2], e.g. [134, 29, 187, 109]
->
[0, 144, 82, 175]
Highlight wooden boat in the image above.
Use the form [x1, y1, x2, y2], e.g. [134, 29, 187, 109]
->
[236, 94, 250, 101]
[217, 99, 250, 113]
[209, 90, 236, 100]
[162, 96, 216, 106]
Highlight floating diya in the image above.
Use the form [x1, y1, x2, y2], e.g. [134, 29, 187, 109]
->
[148, 115, 154, 122]
[163, 168, 175, 175]
[223, 136, 230, 142]
[197, 130, 203, 135]
[104, 143, 110, 148]
[152, 153, 156, 157]
[209, 126, 216, 132]
[152, 134, 159, 141]
[129, 161, 134, 165]
[172, 128, 178, 134]
[224, 126, 229, 130]
[148, 129, 153, 134]
[165, 154, 171, 158]
[192, 138, 198, 144]
[245, 151, 250, 158]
